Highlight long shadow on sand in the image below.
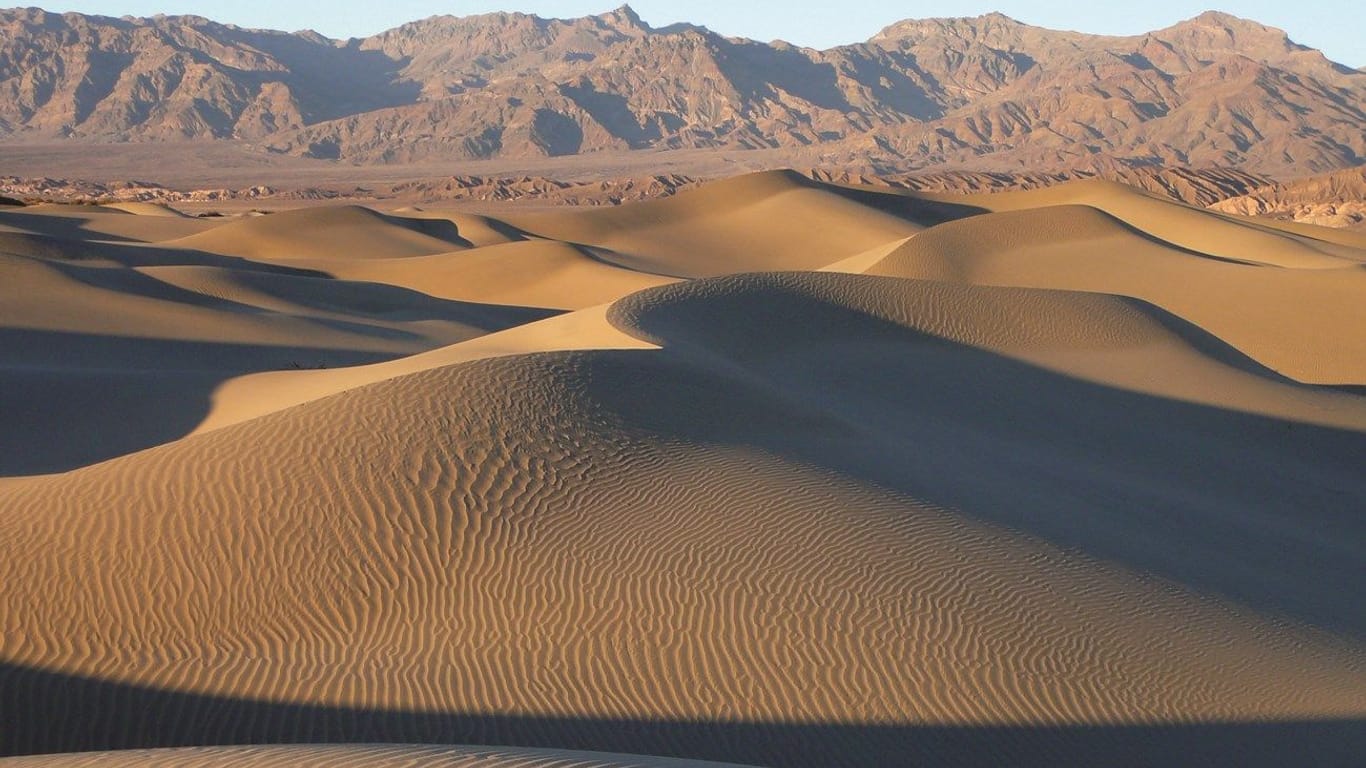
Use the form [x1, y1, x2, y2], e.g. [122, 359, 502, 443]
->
[780, 170, 993, 226]
[0, 331, 398, 477]
[0, 289, 560, 475]
[4, 275, 1362, 764]
[0, 210, 150, 243]
[599, 276, 1366, 640]
[1, 661, 1362, 766]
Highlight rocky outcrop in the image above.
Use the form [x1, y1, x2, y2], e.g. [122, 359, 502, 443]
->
[1210, 167, 1366, 228]
[1, 6, 1362, 175]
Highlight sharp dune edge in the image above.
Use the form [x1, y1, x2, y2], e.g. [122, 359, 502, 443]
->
[1, 170, 1364, 766]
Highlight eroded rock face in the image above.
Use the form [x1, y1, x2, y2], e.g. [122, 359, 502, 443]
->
[1210, 167, 1366, 228]
[0, 7, 1362, 175]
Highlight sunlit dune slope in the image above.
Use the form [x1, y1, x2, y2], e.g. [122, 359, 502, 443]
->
[912, 179, 1366, 266]
[1, 172, 1364, 767]
[195, 303, 657, 433]
[169, 205, 470, 260]
[500, 170, 945, 277]
[2, 272, 1362, 766]
[863, 202, 1366, 383]
[0, 745, 754, 768]
[0, 207, 557, 475]
[99, 201, 192, 218]
[303, 239, 678, 310]
[1, 202, 216, 241]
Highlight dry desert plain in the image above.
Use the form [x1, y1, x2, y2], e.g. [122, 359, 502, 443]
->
[1, 170, 1365, 766]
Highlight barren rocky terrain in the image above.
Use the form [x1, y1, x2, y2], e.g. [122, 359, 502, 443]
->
[1, 6, 1363, 175]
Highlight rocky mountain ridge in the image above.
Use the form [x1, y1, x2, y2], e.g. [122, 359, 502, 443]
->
[1, 6, 1362, 175]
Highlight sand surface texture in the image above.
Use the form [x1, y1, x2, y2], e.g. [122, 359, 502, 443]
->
[0, 745, 753, 768]
[2, 171, 1363, 766]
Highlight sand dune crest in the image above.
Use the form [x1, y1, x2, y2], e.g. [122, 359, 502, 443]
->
[2, 172, 1363, 766]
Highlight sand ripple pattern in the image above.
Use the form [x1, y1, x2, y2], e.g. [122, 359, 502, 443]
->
[2, 272, 1364, 765]
[0, 744, 755, 768]
[3, 176, 1366, 765]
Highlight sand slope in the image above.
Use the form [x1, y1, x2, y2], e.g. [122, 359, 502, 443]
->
[169, 205, 471, 260]
[912, 179, 1366, 266]
[0, 209, 557, 475]
[308, 240, 678, 310]
[0, 745, 754, 768]
[1, 173, 1363, 767]
[500, 171, 941, 277]
[0, 202, 216, 241]
[865, 203, 1366, 383]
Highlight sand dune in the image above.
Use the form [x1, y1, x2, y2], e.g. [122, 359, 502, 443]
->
[501, 171, 939, 277]
[1, 172, 1363, 767]
[170, 205, 471, 260]
[100, 201, 192, 217]
[0, 211, 556, 475]
[196, 304, 658, 434]
[1, 202, 216, 241]
[0, 745, 754, 768]
[864, 202, 1366, 383]
[919, 179, 1366, 266]
[310, 240, 678, 310]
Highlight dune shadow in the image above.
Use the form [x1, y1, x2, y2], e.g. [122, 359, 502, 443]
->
[1080, 204, 1308, 266]
[375, 211, 474, 248]
[0, 209, 147, 242]
[0, 266, 563, 475]
[0, 661, 1362, 765]
[801, 172, 991, 225]
[2, 222, 563, 475]
[599, 277, 1366, 639]
[468, 216, 533, 244]
[0, 329, 402, 477]
[0, 230, 336, 277]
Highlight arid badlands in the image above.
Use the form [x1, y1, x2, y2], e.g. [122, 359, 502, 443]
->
[1, 6, 1364, 767]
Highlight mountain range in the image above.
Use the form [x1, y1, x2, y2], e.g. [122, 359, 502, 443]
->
[1, 5, 1363, 175]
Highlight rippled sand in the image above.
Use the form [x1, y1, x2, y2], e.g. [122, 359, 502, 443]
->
[2, 171, 1363, 766]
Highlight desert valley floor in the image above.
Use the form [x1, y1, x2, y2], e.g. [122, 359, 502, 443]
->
[1, 171, 1363, 766]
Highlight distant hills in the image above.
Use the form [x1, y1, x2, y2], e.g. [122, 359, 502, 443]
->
[1, 6, 1363, 175]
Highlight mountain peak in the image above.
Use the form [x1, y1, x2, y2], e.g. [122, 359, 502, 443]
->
[597, 4, 647, 30]
[1171, 10, 1289, 40]
[1187, 10, 1261, 28]
[869, 12, 1045, 46]
[0, 7, 1359, 176]
[1163, 10, 1303, 57]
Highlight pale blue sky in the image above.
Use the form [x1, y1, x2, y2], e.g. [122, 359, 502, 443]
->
[34, 1, 1365, 66]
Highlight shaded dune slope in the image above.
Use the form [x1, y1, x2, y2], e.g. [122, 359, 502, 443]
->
[170, 206, 472, 260]
[2, 173, 1364, 766]
[1, 273, 1362, 766]
[0, 209, 558, 475]
[0, 172, 963, 475]
[501, 171, 955, 277]
[866, 203, 1366, 384]
[0, 202, 216, 242]
[0, 745, 754, 768]
[915, 179, 1366, 266]
[305, 239, 678, 310]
